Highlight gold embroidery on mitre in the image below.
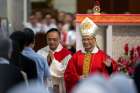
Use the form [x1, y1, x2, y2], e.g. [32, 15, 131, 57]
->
[83, 22, 92, 30]
[80, 17, 98, 36]
[83, 53, 92, 78]
[80, 21, 92, 33]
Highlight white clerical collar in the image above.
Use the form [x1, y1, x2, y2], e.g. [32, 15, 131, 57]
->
[82, 46, 99, 54]
[46, 44, 63, 53]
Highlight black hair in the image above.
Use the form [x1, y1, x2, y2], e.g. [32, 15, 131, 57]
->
[46, 28, 60, 37]
[10, 31, 25, 52]
[23, 28, 35, 46]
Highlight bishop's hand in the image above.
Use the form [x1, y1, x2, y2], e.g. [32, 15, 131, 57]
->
[104, 57, 112, 67]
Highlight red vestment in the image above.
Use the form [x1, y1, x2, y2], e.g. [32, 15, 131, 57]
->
[37, 44, 72, 93]
[64, 50, 117, 93]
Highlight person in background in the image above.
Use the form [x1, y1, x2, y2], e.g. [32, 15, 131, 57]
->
[72, 74, 114, 93]
[109, 73, 137, 93]
[57, 11, 65, 23]
[37, 28, 72, 93]
[10, 31, 37, 80]
[72, 73, 137, 93]
[34, 11, 43, 23]
[0, 32, 25, 93]
[41, 14, 57, 32]
[64, 17, 118, 93]
[62, 13, 74, 33]
[8, 80, 50, 93]
[24, 15, 42, 34]
[66, 19, 76, 54]
[22, 28, 50, 85]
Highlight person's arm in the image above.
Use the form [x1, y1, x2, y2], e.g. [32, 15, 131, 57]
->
[104, 55, 118, 75]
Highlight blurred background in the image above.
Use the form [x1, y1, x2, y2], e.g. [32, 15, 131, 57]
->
[1, 0, 140, 31]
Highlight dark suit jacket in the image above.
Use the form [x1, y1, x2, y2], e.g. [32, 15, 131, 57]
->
[10, 53, 37, 80]
[0, 64, 24, 93]
[134, 62, 140, 93]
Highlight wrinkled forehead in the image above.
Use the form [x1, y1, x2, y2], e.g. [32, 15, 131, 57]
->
[47, 31, 60, 38]
[82, 35, 95, 39]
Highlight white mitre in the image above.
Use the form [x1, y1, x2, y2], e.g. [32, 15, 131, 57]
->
[80, 17, 98, 36]
[76, 17, 98, 51]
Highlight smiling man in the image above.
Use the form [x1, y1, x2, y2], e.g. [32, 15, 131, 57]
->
[37, 28, 72, 93]
[64, 17, 118, 93]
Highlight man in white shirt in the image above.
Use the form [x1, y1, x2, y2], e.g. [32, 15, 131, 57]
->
[24, 15, 42, 34]
[41, 14, 57, 32]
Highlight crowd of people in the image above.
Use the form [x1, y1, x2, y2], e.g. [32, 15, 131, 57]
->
[0, 10, 140, 93]
[24, 10, 76, 53]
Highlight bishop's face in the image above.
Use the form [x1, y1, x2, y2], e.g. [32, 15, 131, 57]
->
[82, 35, 96, 52]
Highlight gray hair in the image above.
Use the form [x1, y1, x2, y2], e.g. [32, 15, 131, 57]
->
[0, 32, 12, 59]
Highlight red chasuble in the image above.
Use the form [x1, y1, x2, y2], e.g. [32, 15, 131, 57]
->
[64, 50, 118, 93]
[37, 44, 72, 93]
